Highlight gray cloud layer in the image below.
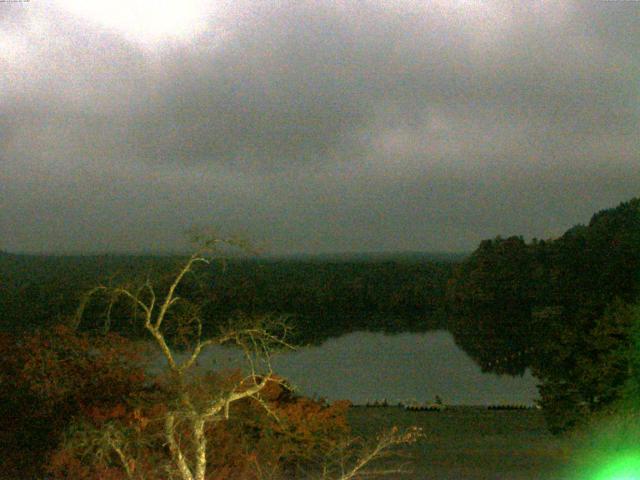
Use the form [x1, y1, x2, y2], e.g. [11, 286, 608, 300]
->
[2, 1, 638, 254]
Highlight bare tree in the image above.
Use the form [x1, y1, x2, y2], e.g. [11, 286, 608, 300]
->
[308, 425, 423, 480]
[73, 231, 422, 480]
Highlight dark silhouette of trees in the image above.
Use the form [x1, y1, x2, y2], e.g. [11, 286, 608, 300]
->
[447, 197, 640, 433]
[0, 253, 457, 344]
[446, 236, 546, 375]
[531, 198, 640, 433]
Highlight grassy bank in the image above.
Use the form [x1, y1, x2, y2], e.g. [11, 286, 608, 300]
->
[348, 406, 573, 479]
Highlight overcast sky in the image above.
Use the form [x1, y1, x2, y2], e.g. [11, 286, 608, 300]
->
[1, 1, 638, 255]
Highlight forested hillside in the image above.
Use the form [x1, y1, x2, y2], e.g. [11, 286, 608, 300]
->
[447, 197, 640, 433]
[0, 252, 459, 345]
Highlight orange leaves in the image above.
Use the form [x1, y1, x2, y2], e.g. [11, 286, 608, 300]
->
[0, 324, 151, 478]
[3, 324, 358, 480]
[13, 323, 148, 409]
[274, 396, 351, 437]
[47, 450, 91, 479]
[131, 407, 150, 431]
[83, 403, 128, 424]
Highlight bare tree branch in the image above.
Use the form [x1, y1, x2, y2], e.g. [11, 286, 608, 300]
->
[71, 233, 422, 480]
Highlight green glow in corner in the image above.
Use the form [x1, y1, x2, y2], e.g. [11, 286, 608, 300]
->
[561, 414, 640, 480]
[590, 452, 640, 480]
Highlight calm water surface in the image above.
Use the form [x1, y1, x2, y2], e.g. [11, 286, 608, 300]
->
[149, 330, 539, 406]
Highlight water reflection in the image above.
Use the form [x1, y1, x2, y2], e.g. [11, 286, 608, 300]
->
[150, 330, 539, 406]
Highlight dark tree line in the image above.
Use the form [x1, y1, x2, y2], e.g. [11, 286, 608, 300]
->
[202, 258, 454, 344]
[0, 252, 457, 346]
[447, 197, 640, 433]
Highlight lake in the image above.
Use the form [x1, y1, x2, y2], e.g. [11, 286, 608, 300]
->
[149, 330, 540, 406]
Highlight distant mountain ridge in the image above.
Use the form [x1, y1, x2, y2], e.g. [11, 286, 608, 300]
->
[261, 251, 469, 263]
[0, 249, 468, 263]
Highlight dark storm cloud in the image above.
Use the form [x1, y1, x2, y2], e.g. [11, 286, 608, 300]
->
[1, 1, 638, 253]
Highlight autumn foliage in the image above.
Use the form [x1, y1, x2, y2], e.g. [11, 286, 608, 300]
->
[0, 325, 147, 477]
[0, 324, 353, 479]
